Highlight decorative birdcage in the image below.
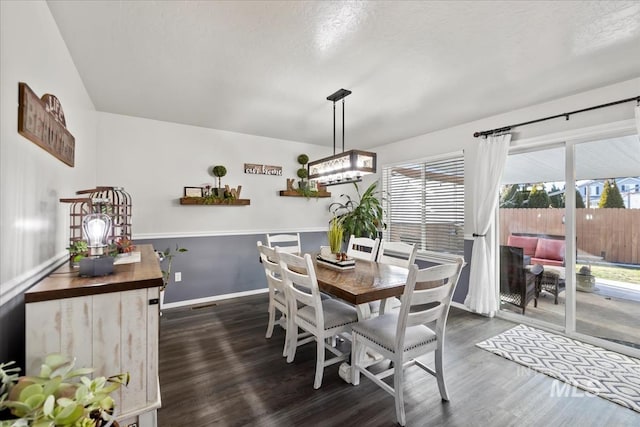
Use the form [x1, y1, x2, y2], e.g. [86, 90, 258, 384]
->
[60, 187, 132, 248]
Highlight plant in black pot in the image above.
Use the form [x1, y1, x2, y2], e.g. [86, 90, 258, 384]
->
[329, 181, 385, 241]
[211, 165, 227, 198]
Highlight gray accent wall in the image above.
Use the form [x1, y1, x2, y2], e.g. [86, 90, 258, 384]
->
[137, 233, 472, 306]
[137, 231, 328, 304]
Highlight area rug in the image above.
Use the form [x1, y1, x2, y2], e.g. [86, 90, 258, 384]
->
[476, 324, 640, 413]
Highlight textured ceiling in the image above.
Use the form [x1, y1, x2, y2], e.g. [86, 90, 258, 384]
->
[47, 1, 640, 148]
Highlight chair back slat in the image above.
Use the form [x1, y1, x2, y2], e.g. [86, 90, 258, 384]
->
[346, 235, 380, 261]
[376, 241, 417, 268]
[278, 250, 323, 322]
[266, 233, 301, 254]
[257, 241, 284, 295]
[395, 258, 464, 349]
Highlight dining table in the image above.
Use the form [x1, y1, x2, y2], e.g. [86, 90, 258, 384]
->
[312, 255, 409, 320]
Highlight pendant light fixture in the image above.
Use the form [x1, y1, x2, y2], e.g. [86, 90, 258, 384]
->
[308, 88, 376, 186]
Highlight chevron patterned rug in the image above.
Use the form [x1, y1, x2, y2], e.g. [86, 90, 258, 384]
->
[477, 324, 640, 413]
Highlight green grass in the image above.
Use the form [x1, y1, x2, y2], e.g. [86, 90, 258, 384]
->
[586, 265, 640, 284]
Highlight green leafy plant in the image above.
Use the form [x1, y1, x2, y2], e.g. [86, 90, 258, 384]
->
[296, 168, 308, 180]
[599, 179, 625, 208]
[0, 354, 129, 427]
[66, 241, 88, 264]
[158, 244, 188, 291]
[327, 216, 344, 254]
[329, 181, 386, 241]
[297, 154, 309, 165]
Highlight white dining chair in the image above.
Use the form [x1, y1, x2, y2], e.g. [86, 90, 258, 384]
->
[350, 257, 464, 426]
[345, 235, 380, 261]
[376, 241, 418, 314]
[266, 233, 301, 254]
[257, 241, 291, 357]
[277, 249, 358, 389]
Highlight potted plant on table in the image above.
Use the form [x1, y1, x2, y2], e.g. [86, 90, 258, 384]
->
[0, 354, 129, 427]
[329, 181, 386, 241]
[66, 240, 88, 267]
[327, 216, 344, 257]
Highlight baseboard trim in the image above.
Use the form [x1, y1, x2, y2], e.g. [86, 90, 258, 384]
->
[450, 301, 469, 312]
[162, 288, 269, 310]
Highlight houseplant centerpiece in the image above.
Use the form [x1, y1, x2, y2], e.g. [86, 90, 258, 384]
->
[211, 165, 227, 198]
[329, 181, 385, 241]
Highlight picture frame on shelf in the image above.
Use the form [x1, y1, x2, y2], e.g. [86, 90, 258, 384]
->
[184, 186, 203, 197]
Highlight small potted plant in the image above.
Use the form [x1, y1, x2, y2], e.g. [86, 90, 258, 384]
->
[296, 154, 309, 190]
[327, 216, 344, 257]
[0, 353, 129, 427]
[115, 237, 135, 255]
[211, 165, 227, 198]
[156, 244, 188, 312]
[576, 265, 596, 292]
[66, 240, 88, 267]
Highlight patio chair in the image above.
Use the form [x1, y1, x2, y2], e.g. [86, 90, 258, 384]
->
[500, 245, 543, 314]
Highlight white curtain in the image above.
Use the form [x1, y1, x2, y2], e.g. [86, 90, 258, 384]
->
[464, 134, 511, 316]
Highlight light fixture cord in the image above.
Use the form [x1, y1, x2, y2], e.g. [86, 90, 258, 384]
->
[342, 98, 345, 153]
[333, 101, 336, 155]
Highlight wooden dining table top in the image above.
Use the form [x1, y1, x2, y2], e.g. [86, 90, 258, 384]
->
[312, 256, 409, 305]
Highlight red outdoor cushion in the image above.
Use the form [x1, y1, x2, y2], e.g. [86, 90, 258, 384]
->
[507, 235, 538, 256]
[534, 238, 565, 262]
[531, 257, 564, 267]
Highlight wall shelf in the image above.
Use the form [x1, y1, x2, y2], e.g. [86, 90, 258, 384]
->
[179, 197, 250, 206]
[279, 189, 331, 198]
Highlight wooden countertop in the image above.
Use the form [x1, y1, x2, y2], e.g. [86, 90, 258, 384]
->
[25, 244, 163, 303]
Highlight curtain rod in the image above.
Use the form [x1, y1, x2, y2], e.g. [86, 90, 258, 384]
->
[473, 95, 640, 138]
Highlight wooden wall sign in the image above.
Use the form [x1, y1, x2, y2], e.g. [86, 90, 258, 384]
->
[18, 82, 75, 167]
[244, 163, 282, 176]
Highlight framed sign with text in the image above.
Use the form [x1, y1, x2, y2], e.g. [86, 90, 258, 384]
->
[18, 82, 75, 167]
[244, 163, 282, 176]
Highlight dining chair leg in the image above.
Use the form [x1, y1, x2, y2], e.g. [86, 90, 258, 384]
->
[282, 313, 291, 358]
[265, 304, 276, 339]
[287, 324, 298, 363]
[435, 344, 449, 401]
[313, 336, 326, 389]
[393, 360, 406, 426]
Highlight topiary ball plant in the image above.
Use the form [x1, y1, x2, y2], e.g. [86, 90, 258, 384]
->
[212, 165, 227, 189]
[297, 168, 308, 179]
[297, 154, 309, 165]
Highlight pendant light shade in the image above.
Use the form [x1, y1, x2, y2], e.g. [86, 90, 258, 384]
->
[309, 89, 377, 186]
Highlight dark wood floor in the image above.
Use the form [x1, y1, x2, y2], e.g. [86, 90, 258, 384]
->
[157, 294, 639, 426]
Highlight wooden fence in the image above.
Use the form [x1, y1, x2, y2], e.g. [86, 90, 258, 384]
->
[499, 208, 639, 265]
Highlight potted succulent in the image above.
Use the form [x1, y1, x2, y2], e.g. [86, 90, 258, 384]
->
[115, 237, 135, 255]
[0, 354, 129, 427]
[329, 181, 386, 241]
[211, 165, 227, 198]
[66, 240, 88, 267]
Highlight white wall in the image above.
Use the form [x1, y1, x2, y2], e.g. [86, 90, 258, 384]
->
[96, 113, 337, 237]
[0, 1, 97, 298]
[373, 77, 640, 234]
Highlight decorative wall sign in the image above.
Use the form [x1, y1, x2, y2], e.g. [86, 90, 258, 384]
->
[244, 163, 282, 176]
[17, 82, 75, 167]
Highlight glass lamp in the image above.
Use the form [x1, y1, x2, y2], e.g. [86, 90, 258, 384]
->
[79, 212, 114, 276]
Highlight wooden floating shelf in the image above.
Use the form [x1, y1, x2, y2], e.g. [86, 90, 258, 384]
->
[279, 190, 331, 198]
[179, 197, 250, 206]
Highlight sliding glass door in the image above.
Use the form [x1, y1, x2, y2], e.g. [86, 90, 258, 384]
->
[499, 129, 640, 354]
[574, 135, 640, 348]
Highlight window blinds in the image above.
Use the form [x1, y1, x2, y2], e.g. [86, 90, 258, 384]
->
[382, 155, 464, 254]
